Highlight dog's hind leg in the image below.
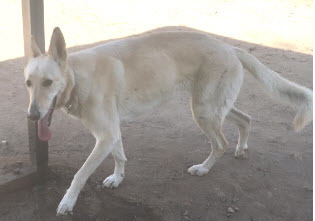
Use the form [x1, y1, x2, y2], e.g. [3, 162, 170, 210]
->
[103, 139, 127, 188]
[226, 107, 251, 158]
[188, 109, 229, 176]
[188, 61, 243, 176]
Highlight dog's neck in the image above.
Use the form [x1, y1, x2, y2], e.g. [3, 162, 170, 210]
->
[64, 84, 75, 114]
[57, 63, 90, 117]
[56, 65, 75, 110]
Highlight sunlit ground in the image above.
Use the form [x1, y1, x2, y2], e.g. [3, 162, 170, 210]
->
[0, 0, 312, 61]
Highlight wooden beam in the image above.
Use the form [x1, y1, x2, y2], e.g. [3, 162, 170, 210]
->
[21, 0, 48, 180]
[22, 0, 45, 58]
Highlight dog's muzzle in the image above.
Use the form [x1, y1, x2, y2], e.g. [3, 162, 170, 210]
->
[27, 104, 40, 121]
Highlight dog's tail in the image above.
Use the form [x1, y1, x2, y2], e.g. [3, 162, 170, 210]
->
[234, 47, 312, 132]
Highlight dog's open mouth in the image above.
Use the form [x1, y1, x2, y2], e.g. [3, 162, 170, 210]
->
[38, 97, 57, 141]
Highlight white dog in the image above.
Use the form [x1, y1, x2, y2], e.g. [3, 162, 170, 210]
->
[24, 28, 312, 215]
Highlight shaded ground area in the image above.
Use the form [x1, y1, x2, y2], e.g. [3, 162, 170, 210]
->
[0, 166, 162, 221]
[0, 26, 312, 221]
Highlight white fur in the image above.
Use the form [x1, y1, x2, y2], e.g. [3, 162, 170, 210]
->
[24, 28, 312, 215]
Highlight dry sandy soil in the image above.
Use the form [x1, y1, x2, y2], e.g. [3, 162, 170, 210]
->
[0, 1, 313, 221]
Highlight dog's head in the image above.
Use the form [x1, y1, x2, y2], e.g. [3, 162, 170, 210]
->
[24, 27, 68, 140]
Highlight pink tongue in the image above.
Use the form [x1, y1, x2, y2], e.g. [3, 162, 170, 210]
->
[38, 111, 51, 141]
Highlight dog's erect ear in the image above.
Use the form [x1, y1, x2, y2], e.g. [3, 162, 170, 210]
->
[48, 27, 67, 62]
[30, 36, 42, 58]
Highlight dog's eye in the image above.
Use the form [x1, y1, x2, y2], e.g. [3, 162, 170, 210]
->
[42, 79, 53, 87]
[26, 80, 32, 87]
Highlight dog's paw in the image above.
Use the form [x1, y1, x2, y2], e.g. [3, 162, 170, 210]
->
[188, 164, 209, 176]
[235, 145, 247, 159]
[56, 192, 76, 216]
[103, 174, 123, 188]
[243, 144, 248, 150]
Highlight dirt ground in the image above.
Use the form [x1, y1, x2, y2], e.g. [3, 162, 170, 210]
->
[0, 1, 313, 221]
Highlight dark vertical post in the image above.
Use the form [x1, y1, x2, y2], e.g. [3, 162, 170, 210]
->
[21, 0, 48, 180]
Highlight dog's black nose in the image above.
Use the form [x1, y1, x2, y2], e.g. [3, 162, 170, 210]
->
[27, 109, 40, 121]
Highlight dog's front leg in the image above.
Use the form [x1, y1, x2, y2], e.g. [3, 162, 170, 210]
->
[103, 139, 127, 188]
[57, 136, 115, 215]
